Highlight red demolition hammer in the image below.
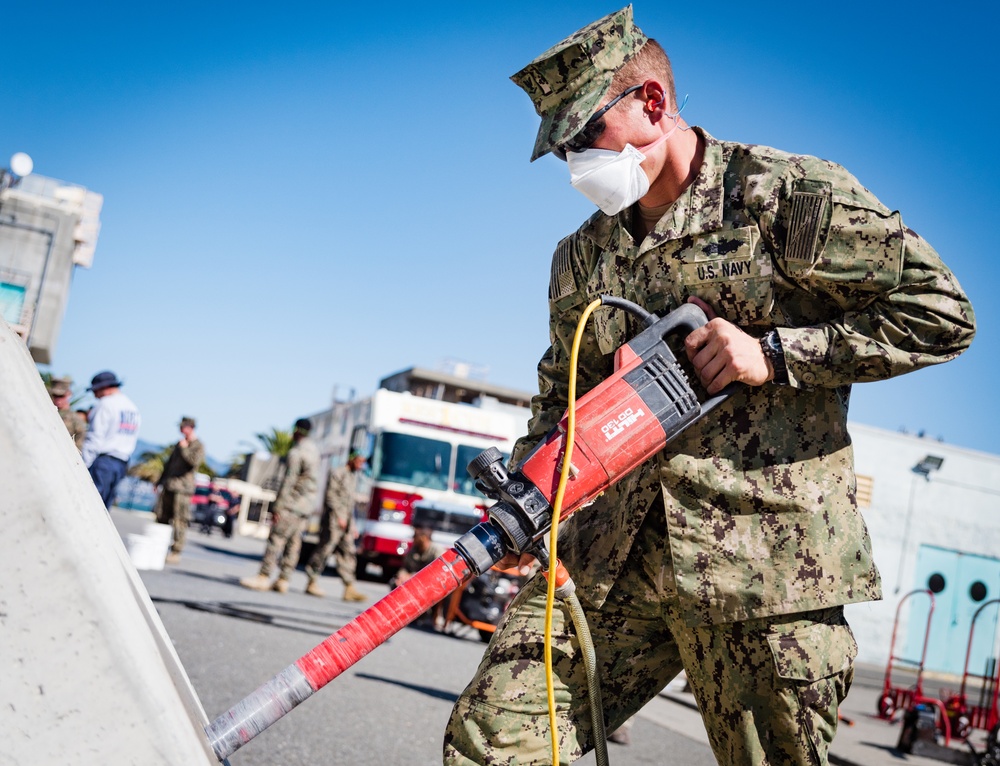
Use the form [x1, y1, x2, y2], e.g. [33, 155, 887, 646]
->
[206, 298, 733, 760]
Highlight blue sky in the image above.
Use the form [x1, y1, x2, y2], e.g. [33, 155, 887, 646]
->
[3, 1, 997, 462]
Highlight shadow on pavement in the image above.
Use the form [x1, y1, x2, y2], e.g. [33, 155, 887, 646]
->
[150, 596, 350, 638]
[196, 543, 263, 562]
[354, 672, 459, 704]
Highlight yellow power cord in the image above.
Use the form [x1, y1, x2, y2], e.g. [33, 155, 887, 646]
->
[544, 297, 603, 764]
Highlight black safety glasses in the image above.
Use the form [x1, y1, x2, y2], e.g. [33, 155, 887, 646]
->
[552, 84, 643, 161]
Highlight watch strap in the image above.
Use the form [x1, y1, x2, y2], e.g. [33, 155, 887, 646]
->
[760, 330, 789, 386]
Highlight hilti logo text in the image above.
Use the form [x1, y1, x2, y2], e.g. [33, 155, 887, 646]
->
[602, 407, 645, 441]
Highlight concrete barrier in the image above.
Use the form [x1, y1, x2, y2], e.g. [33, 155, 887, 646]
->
[0, 319, 219, 764]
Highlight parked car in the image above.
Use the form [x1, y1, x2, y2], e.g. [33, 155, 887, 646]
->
[190, 481, 237, 537]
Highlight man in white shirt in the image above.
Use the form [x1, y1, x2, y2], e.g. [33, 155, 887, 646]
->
[81, 370, 141, 509]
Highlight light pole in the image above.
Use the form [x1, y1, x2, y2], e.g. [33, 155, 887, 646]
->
[894, 454, 944, 594]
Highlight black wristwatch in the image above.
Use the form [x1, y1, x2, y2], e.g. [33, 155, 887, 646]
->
[760, 330, 789, 385]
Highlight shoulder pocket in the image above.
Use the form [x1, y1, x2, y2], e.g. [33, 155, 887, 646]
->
[817, 202, 904, 297]
[781, 179, 903, 303]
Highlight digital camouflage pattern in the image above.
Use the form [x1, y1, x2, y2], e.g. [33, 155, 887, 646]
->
[445, 509, 857, 765]
[259, 511, 309, 581]
[322, 464, 357, 529]
[155, 436, 206, 554]
[445, 128, 974, 764]
[273, 436, 320, 517]
[511, 128, 975, 624]
[159, 437, 206, 494]
[401, 538, 446, 576]
[511, 5, 647, 161]
[254, 437, 320, 582]
[305, 464, 359, 585]
[155, 489, 193, 554]
[48, 376, 86, 450]
[58, 407, 86, 450]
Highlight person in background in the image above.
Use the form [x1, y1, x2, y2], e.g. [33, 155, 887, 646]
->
[240, 418, 320, 594]
[81, 370, 141, 510]
[47, 376, 85, 450]
[156, 417, 206, 565]
[393, 525, 446, 628]
[304, 450, 368, 602]
[394, 525, 445, 587]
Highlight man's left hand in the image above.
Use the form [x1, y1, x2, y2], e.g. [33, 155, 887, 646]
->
[683, 296, 773, 393]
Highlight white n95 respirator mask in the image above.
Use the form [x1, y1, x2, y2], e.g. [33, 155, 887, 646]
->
[566, 144, 650, 216]
[565, 127, 676, 216]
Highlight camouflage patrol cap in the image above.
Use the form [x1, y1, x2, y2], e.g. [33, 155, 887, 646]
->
[48, 377, 72, 397]
[180, 416, 196, 429]
[510, 5, 648, 161]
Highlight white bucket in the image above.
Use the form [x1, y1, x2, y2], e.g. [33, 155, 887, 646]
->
[143, 522, 174, 545]
[126, 530, 170, 571]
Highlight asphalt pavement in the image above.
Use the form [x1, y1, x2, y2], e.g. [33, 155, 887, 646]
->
[114, 508, 987, 766]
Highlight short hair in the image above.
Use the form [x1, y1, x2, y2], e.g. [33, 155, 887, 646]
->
[413, 526, 434, 538]
[294, 418, 312, 434]
[611, 39, 677, 112]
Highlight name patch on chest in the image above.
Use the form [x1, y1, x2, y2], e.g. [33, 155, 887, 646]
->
[672, 225, 775, 325]
[692, 257, 756, 282]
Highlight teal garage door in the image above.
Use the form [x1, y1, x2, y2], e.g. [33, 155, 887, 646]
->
[903, 545, 1000, 678]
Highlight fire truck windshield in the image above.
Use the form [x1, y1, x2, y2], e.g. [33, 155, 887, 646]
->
[374, 432, 450, 491]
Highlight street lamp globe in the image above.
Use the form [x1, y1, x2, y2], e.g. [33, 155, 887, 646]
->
[9, 152, 33, 177]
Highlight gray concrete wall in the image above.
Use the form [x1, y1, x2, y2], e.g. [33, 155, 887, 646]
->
[0, 318, 219, 764]
[0, 192, 80, 364]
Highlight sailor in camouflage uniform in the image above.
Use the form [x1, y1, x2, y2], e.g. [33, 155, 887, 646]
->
[304, 450, 367, 602]
[156, 416, 206, 564]
[48, 376, 85, 450]
[444, 7, 975, 765]
[241, 418, 320, 594]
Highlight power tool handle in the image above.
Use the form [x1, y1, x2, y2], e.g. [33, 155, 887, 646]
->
[652, 301, 710, 339]
[650, 301, 740, 416]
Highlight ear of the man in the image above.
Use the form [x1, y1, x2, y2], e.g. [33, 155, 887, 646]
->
[640, 79, 667, 119]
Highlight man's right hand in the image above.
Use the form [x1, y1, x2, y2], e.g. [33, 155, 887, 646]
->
[495, 552, 538, 577]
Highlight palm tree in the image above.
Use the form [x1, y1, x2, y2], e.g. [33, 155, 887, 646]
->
[226, 451, 253, 479]
[255, 427, 293, 458]
[129, 444, 172, 484]
[129, 444, 217, 484]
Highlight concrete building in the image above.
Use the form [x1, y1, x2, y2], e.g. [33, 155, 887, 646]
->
[0, 158, 102, 364]
[847, 423, 1000, 676]
[379, 366, 533, 410]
